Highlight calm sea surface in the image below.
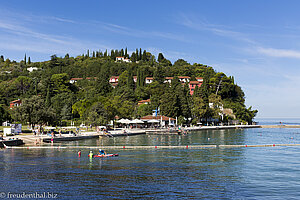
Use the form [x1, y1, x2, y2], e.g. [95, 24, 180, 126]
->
[1, 127, 300, 199]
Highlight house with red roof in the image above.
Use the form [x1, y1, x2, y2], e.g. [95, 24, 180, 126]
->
[189, 81, 203, 95]
[145, 77, 153, 84]
[69, 78, 83, 84]
[178, 76, 190, 83]
[10, 99, 22, 109]
[138, 99, 151, 105]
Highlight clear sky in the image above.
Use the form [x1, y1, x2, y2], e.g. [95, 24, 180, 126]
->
[1, 0, 300, 118]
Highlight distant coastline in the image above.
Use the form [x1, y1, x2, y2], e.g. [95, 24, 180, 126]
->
[256, 118, 300, 126]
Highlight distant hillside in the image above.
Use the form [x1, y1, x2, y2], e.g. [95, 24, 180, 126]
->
[0, 49, 257, 127]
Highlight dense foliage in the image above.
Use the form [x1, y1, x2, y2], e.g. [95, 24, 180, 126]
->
[0, 49, 257, 126]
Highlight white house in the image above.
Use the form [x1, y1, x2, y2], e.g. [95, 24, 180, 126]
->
[145, 77, 153, 84]
[196, 77, 203, 82]
[178, 76, 190, 83]
[115, 57, 131, 63]
[164, 77, 173, 84]
[27, 67, 38, 72]
[69, 78, 83, 84]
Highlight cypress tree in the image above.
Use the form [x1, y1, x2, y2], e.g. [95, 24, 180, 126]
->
[24, 54, 27, 65]
[139, 48, 142, 60]
[158, 53, 165, 62]
[137, 68, 145, 88]
[136, 49, 139, 60]
[131, 52, 136, 62]
[28, 57, 31, 64]
[127, 68, 135, 90]
[125, 47, 128, 58]
[111, 50, 115, 60]
[115, 49, 119, 57]
[142, 50, 147, 61]
[45, 86, 51, 108]
[0, 55, 4, 62]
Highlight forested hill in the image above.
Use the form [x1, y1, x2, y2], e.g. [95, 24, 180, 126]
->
[0, 48, 257, 127]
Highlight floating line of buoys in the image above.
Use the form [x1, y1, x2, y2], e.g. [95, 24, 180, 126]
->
[3, 143, 300, 149]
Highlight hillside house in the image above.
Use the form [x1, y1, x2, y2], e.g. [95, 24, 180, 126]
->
[10, 99, 22, 109]
[115, 57, 131, 63]
[138, 99, 150, 106]
[69, 78, 83, 84]
[145, 77, 153, 84]
[189, 81, 203, 95]
[178, 76, 190, 83]
[164, 77, 173, 84]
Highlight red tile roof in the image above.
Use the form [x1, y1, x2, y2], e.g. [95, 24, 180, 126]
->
[70, 78, 83, 80]
[138, 99, 150, 103]
[178, 76, 191, 79]
[189, 81, 201, 84]
[10, 99, 22, 103]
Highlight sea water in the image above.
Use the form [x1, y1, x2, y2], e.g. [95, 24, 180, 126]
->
[1, 127, 300, 199]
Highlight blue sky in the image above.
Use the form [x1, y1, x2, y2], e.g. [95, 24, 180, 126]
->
[1, 0, 300, 118]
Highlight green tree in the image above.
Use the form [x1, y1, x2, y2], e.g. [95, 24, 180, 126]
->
[0, 104, 11, 124]
[88, 102, 108, 126]
[50, 73, 70, 94]
[157, 53, 165, 63]
[13, 76, 32, 95]
[72, 99, 92, 121]
[12, 95, 56, 128]
[137, 104, 152, 117]
[153, 65, 165, 84]
[96, 64, 111, 96]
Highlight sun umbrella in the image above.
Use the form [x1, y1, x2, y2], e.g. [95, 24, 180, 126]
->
[131, 119, 144, 124]
[148, 119, 160, 123]
[116, 119, 131, 124]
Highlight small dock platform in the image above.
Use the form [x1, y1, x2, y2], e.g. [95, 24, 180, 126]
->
[99, 130, 146, 137]
[43, 133, 100, 143]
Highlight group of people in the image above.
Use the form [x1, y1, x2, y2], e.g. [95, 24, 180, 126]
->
[78, 149, 107, 157]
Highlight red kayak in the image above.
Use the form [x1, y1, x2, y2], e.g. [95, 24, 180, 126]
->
[90, 154, 119, 157]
